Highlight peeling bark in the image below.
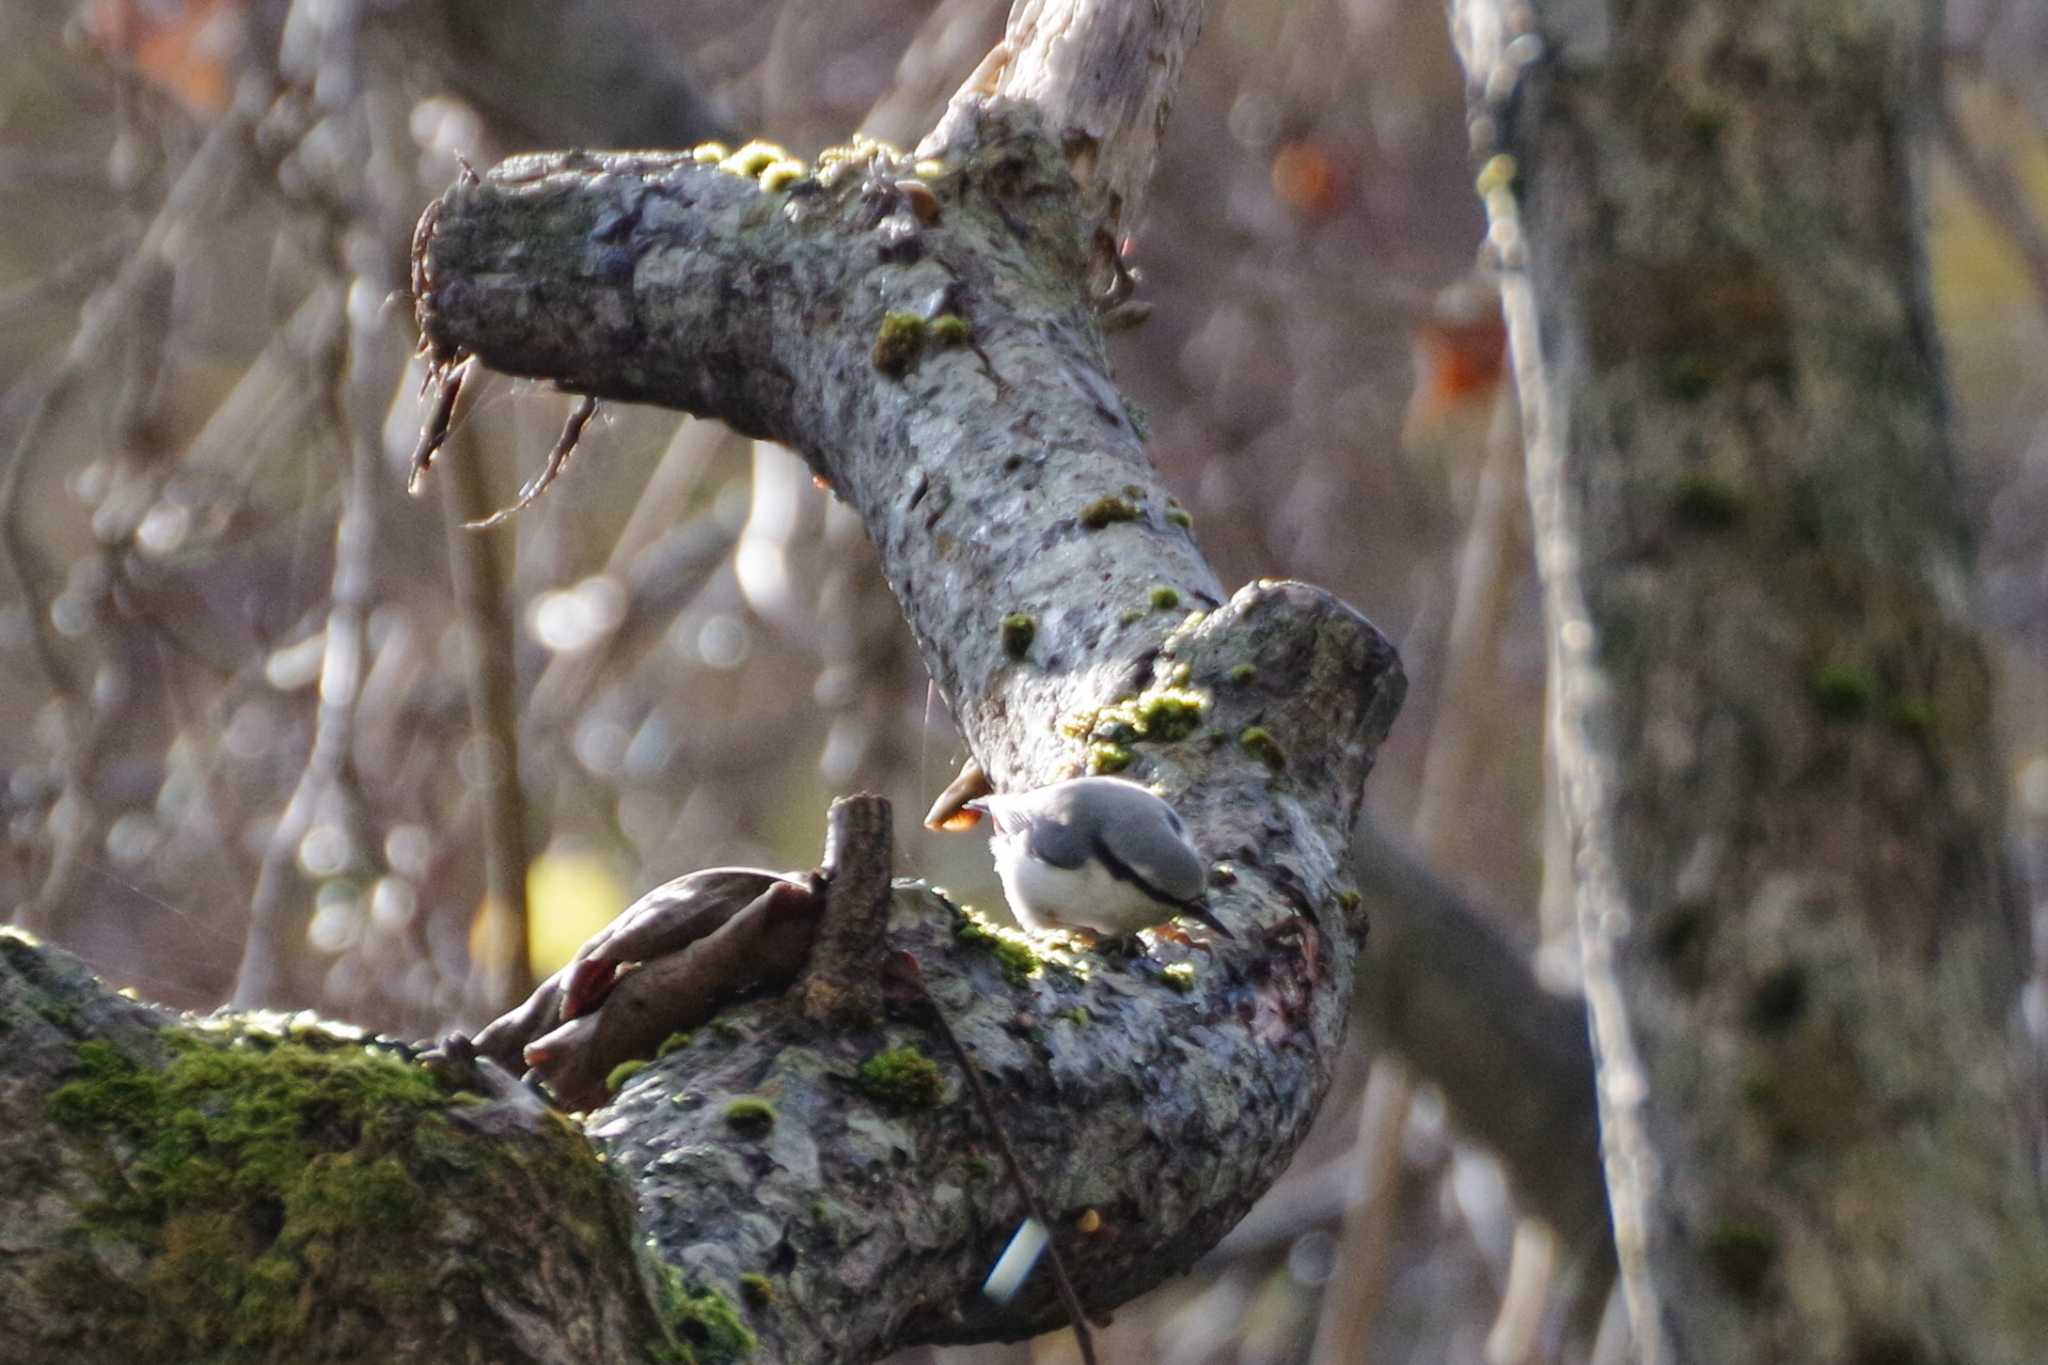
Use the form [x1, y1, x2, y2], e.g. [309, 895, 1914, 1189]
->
[1451, 1, 2048, 1360]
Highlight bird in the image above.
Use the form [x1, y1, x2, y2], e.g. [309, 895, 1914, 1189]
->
[968, 776, 1232, 940]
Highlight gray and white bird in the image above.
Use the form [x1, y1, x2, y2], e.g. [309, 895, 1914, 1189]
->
[968, 776, 1232, 940]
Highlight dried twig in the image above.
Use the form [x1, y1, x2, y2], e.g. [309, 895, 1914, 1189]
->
[233, 278, 372, 1007]
[464, 394, 599, 529]
[406, 353, 474, 490]
[439, 423, 535, 1018]
[1937, 87, 2048, 324]
[896, 953, 1100, 1365]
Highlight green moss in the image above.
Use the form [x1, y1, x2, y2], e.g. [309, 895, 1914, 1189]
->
[1086, 742, 1132, 774]
[966, 1155, 994, 1179]
[756, 159, 806, 192]
[1228, 663, 1256, 684]
[1079, 496, 1142, 529]
[1475, 153, 1516, 196]
[1063, 1006, 1090, 1026]
[653, 1264, 756, 1363]
[855, 1046, 946, 1110]
[42, 1029, 468, 1361]
[1118, 608, 1145, 626]
[1738, 1065, 1780, 1110]
[1337, 889, 1362, 912]
[1885, 696, 1934, 736]
[1811, 664, 1876, 717]
[722, 1097, 776, 1135]
[692, 142, 730, 165]
[954, 906, 1043, 983]
[1704, 1218, 1777, 1298]
[1166, 505, 1194, 530]
[871, 312, 927, 378]
[1000, 613, 1036, 659]
[1068, 686, 1210, 764]
[1658, 352, 1722, 402]
[1240, 726, 1286, 771]
[738, 1272, 775, 1307]
[713, 1018, 746, 1041]
[931, 315, 970, 347]
[1161, 962, 1196, 992]
[606, 1060, 650, 1093]
[1133, 690, 1203, 741]
[1148, 585, 1180, 611]
[719, 141, 785, 178]
[1683, 105, 1727, 148]
[1672, 471, 1744, 528]
[657, 1032, 693, 1059]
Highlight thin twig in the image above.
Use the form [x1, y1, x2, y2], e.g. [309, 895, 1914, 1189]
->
[0, 231, 138, 324]
[440, 421, 535, 1019]
[908, 960, 1099, 1365]
[465, 394, 598, 528]
[407, 353, 474, 490]
[233, 277, 370, 1007]
[1937, 87, 2048, 325]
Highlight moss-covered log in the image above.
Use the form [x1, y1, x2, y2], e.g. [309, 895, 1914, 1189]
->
[1, 929, 702, 1364]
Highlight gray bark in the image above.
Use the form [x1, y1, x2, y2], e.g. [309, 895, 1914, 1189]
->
[0, 930, 675, 1364]
[1451, 1, 2048, 1361]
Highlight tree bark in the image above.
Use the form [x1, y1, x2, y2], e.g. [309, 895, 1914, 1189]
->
[1450, 1, 2048, 1361]
[0, 930, 678, 1364]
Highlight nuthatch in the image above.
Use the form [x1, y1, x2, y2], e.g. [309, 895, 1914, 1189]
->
[968, 776, 1231, 940]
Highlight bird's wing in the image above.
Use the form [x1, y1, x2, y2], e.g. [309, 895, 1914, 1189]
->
[1022, 814, 1093, 870]
[1086, 823, 1204, 908]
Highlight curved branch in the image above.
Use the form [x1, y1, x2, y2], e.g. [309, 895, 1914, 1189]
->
[414, 103, 1405, 1362]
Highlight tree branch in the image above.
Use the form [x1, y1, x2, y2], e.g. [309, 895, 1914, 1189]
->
[412, 89, 1405, 1365]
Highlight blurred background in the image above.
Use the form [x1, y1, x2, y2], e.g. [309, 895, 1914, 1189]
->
[2, 0, 2044, 1360]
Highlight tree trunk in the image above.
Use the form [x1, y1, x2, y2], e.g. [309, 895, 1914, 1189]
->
[1450, 1, 2048, 1360]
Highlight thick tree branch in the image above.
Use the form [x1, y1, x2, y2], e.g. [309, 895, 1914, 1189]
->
[411, 92, 1404, 1364]
[0, 929, 675, 1364]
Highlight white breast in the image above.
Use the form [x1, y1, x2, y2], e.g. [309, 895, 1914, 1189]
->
[991, 833, 1174, 936]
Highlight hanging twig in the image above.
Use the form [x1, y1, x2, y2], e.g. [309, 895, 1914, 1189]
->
[896, 951, 1100, 1365]
[439, 422, 535, 1018]
[464, 394, 598, 528]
